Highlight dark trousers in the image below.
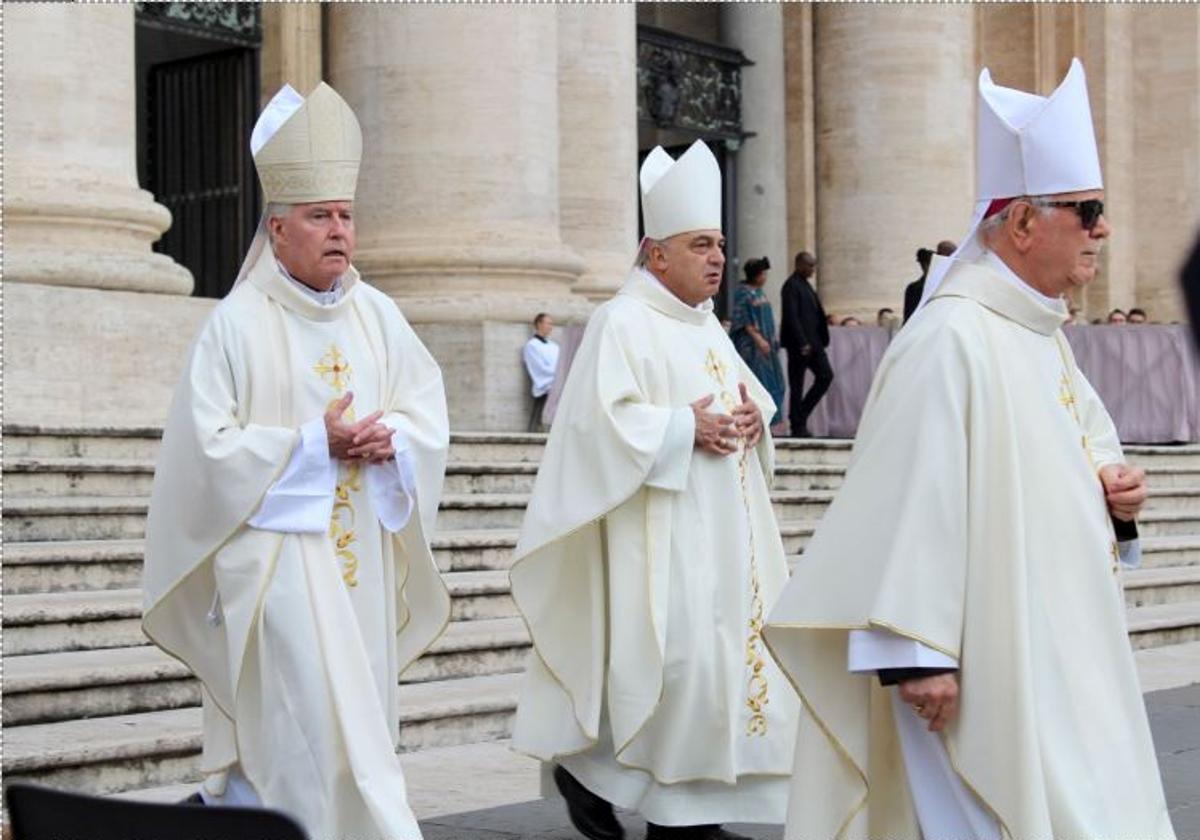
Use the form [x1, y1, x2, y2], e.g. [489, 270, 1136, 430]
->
[528, 393, 548, 432]
[786, 347, 833, 437]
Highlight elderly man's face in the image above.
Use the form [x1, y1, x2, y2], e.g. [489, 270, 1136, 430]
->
[270, 201, 355, 291]
[648, 229, 726, 307]
[1026, 189, 1110, 296]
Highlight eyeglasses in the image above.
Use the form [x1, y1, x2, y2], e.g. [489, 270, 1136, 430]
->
[1037, 198, 1105, 232]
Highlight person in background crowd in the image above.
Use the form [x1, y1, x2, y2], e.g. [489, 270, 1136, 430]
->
[731, 256, 786, 428]
[902, 248, 935, 323]
[1108, 308, 1128, 325]
[780, 251, 833, 438]
[877, 307, 896, 328]
[841, 316, 862, 327]
[1128, 307, 1148, 324]
[523, 312, 560, 432]
[1068, 305, 1086, 324]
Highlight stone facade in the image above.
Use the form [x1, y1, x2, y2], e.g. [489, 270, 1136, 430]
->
[4, 3, 1196, 431]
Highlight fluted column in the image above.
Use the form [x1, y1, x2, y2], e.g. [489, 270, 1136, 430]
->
[1133, 5, 1199, 323]
[783, 4, 816, 264]
[260, 3, 323, 105]
[3, 4, 191, 294]
[327, 6, 590, 429]
[813, 6, 975, 319]
[557, 5, 639, 301]
[720, 3, 790, 317]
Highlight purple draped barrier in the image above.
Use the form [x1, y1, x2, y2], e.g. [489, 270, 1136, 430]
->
[541, 323, 587, 427]
[788, 326, 892, 439]
[1064, 324, 1199, 444]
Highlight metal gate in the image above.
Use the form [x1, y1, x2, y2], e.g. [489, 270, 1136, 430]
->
[146, 48, 259, 299]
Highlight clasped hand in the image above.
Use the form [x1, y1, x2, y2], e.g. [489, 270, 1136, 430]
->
[691, 383, 764, 456]
[324, 392, 395, 464]
[1098, 463, 1147, 522]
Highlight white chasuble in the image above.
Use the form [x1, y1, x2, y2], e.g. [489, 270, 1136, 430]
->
[142, 244, 450, 840]
[510, 269, 799, 826]
[763, 257, 1175, 840]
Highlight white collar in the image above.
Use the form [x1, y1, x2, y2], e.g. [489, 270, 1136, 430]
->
[637, 267, 707, 311]
[982, 250, 1064, 310]
[276, 260, 344, 306]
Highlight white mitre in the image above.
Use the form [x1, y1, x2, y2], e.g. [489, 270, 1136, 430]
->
[920, 58, 1104, 308]
[639, 140, 722, 241]
[233, 82, 364, 286]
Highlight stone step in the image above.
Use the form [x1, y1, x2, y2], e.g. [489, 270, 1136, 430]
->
[2, 522, 820, 596]
[1124, 566, 1200, 608]
[2, 581, 528, 658]
[0, 492, 837, 543]
[2, 427, 164, 460]
[1143, 486, 1200, 513]
[1139, 511, 1200, 538]
[2, 457, 157, 498]
[4, 497, 149, 543]
[3, 622, 529, 727]
[1, 672, 523, 796]
[442, 462, 538, 495]
[1125, 444, 1200, 470]
[1128, 600, 1200, 650]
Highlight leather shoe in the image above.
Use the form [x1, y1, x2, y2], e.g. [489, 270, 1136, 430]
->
[553, 765, 624, 840]
[645, 825, 754, 840]
[179, 791, 206, 806]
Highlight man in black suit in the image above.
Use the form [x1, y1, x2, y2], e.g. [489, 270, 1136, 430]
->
[902, 240, 957, 324]
[779, 251, 831, 437]
[902, 248, 934, 324]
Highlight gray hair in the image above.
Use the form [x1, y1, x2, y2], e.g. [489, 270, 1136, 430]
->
[637, 237, 664, 268]
[265, 202, 294, 224]
[979, 195, 1053, 237]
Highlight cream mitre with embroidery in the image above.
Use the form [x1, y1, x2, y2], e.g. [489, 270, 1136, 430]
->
[639, 139, 722, 241]
[919, 58, 1104, 310]
[235, 83, 363, 286]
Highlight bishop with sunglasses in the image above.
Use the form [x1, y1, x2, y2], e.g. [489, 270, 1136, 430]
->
[764, 60, 1175, 840]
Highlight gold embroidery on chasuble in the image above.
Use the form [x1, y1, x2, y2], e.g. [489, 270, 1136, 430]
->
[703, 348, 770, 735]
[315, 344, 361, 587]
[1054, 340, 1121, 576]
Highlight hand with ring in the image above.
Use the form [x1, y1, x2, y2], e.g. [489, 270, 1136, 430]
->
[897, 673, 960, 732]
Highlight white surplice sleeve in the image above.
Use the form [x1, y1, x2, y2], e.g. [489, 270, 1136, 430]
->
[645, 407, 696, 492]
[247, 416, 337, 533]
[365, 422, 419, 533]
[847, 628, 959, 673]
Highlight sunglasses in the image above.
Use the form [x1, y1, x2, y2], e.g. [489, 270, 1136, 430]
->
[1039, 198, 1105, 232]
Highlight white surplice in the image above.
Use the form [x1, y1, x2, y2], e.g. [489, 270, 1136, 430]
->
[142, 243, 450, 840]
[763, 254, 1175, 840]
[510, 268, 799, 826]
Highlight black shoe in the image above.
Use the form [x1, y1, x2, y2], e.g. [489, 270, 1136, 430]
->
[553, 765, 625, 840]
[179, 791, 206, 806]
[645, 825, 753, 840]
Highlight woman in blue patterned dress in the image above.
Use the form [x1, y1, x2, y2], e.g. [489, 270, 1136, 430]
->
[730, 256, 785, 427]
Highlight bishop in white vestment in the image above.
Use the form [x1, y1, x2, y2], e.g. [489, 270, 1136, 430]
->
[510, 141, 799, 840]
[763, 60, 1174, 840]
[142, 84, 450, 840]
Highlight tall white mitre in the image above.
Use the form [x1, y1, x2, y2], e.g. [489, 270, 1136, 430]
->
[234, 82, 363, 285]
[920, 58, 1104, 307]
[639, 139, 722, 240]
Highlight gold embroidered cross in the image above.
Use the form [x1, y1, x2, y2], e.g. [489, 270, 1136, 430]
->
[315, 345, 353, 392]
[1058, 372, 1076, 411]
[704, 349, 728, 387]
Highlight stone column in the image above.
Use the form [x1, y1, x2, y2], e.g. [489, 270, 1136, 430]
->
[327, 6, 589, 430]
[3, 4, 191, 295]
[557, 5, 639, 301]
[813, 6, 975, 319]
[1133, 6, 1200, 323]
[260, 3, 323, 105]
[783, 4, 816, 265]
[720, 4, 790, 318]
[3, 4, 211, 430]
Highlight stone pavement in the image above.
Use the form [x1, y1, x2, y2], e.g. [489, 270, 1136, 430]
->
[413, 682, 1200, 840]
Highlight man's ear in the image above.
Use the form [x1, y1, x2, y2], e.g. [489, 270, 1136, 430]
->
[1008, 202, 1039, 254]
